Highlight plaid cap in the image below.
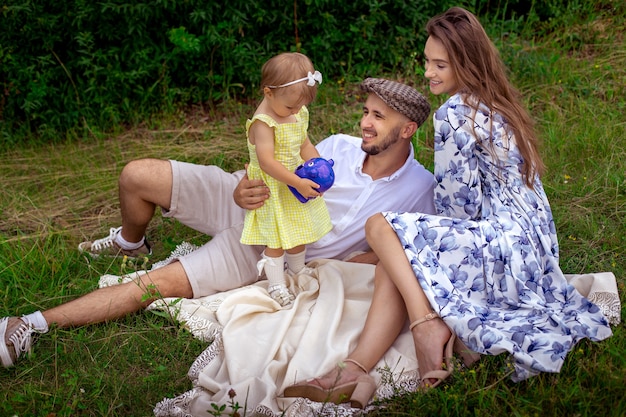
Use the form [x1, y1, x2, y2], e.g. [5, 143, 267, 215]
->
[360, 78, 431, 126]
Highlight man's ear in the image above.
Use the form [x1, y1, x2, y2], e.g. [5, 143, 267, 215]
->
[402, 121, 418, 139]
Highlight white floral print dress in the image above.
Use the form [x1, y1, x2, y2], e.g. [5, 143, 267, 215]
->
[383, 93, 612, 381]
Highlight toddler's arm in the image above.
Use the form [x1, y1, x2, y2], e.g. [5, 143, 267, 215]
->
[250, 121, 321, 200]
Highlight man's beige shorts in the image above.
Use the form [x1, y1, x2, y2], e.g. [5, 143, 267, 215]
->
[163, 160, 263, 297]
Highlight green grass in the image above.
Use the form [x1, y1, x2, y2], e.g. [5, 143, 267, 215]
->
[1, 3, 625, 416]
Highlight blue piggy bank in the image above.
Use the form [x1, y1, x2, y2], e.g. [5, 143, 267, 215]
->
[289, 158, 335, 203]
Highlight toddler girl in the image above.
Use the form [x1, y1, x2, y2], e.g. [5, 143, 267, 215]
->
[240, 52, 332, 308]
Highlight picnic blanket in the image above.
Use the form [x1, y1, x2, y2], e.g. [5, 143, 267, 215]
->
[98, 243, 621, 417]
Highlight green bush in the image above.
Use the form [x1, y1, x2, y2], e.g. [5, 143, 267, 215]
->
[0, 0, 469, 140]
[1, 0, 608, 142]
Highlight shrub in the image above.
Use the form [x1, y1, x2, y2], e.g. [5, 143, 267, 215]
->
[0, 0, 469, 141]
[2, 0, 604, 142]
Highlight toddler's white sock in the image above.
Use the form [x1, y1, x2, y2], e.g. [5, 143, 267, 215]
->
[258, 252, 287, 287]
[286, 250, 306, 274]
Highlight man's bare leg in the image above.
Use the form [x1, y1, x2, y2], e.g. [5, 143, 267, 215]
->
[77, 158, 174, 256]
[43, 261, 192, 328]
[1, 261, 193, 367]
[117, 159, 173, 244]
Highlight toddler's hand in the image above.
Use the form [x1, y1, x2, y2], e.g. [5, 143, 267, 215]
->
[294, 178, 321, 200]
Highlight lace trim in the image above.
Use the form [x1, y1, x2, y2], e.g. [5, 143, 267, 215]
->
[145, 298, 223, 343]
[187, 333, 224, 381]
[588, 291, 621, 325]
[150, 241, 199, 270]
[153, 386, 198, 417]
[153, 330, 422, 417]
[154, 389, 279, 417]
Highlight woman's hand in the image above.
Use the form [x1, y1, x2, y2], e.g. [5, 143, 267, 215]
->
[233, 171, 270, 210]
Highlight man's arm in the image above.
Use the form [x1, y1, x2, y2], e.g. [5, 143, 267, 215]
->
[233, 170, 270, 210]
[345, 251, 379, 265]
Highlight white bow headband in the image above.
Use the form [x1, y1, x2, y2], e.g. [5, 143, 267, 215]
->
[267, 71, 323, 89]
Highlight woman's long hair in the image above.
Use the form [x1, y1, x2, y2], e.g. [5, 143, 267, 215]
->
[426, 7, 545, 187]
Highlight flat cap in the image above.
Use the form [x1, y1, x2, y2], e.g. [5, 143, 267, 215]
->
[360, 78, 430, 126]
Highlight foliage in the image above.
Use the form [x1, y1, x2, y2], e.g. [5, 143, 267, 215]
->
[3, 0, 618, 143]
[1, 0, 495, 142]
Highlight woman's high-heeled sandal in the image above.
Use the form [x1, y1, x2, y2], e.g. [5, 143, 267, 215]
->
[283, 378, 357, 405]
[283, 359, 377, 409]
[410, 312, 455, 390]
[344, 359, 377, 409]
[410, 313, 481, 368]
[409, 312, 439, 331]
[453, 337, 481, 367]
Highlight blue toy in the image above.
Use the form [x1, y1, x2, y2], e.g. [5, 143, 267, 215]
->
[289, 157, 335, 203]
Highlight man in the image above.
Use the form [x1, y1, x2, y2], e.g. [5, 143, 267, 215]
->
[0, 78, 436, 367]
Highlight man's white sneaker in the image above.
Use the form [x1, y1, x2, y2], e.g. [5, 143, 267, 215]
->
[78, 227, 151, 258]
[0, 316, 45, 367]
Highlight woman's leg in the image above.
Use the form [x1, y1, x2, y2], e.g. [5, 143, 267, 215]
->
[312, 262, 408, 388]
[365, 214, 451, 383]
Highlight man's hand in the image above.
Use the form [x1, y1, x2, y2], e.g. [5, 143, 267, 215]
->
[233, 171, 270, 210]
[345, 251, 379, 265]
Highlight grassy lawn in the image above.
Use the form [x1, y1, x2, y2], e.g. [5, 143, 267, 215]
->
[1, 3, 625, 417]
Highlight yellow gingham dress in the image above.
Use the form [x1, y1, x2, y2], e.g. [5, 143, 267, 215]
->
[240, 107, 332, 250]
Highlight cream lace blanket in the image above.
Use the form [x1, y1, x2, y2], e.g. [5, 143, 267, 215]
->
[98, 243, 621, 417]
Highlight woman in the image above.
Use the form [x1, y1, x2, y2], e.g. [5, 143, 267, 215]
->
[284, 6, 612, 408]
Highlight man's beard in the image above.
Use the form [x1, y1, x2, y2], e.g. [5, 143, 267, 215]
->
[361, 126, 402, 156]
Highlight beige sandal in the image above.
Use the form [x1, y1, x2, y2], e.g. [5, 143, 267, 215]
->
[283, 358, 377, 409]
[453, 337, 481, 367]
[409, 312, 456, 390]
[344, 359, 377, 409]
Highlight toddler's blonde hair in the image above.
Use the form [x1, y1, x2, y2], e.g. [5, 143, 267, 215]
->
[261, 52, 319, 104]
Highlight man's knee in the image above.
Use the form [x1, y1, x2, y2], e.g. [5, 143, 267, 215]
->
[119, 159, 170, 191]
[138, 262, 194, 300]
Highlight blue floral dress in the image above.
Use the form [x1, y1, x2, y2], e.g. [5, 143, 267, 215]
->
[383, 93, 612, 381]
